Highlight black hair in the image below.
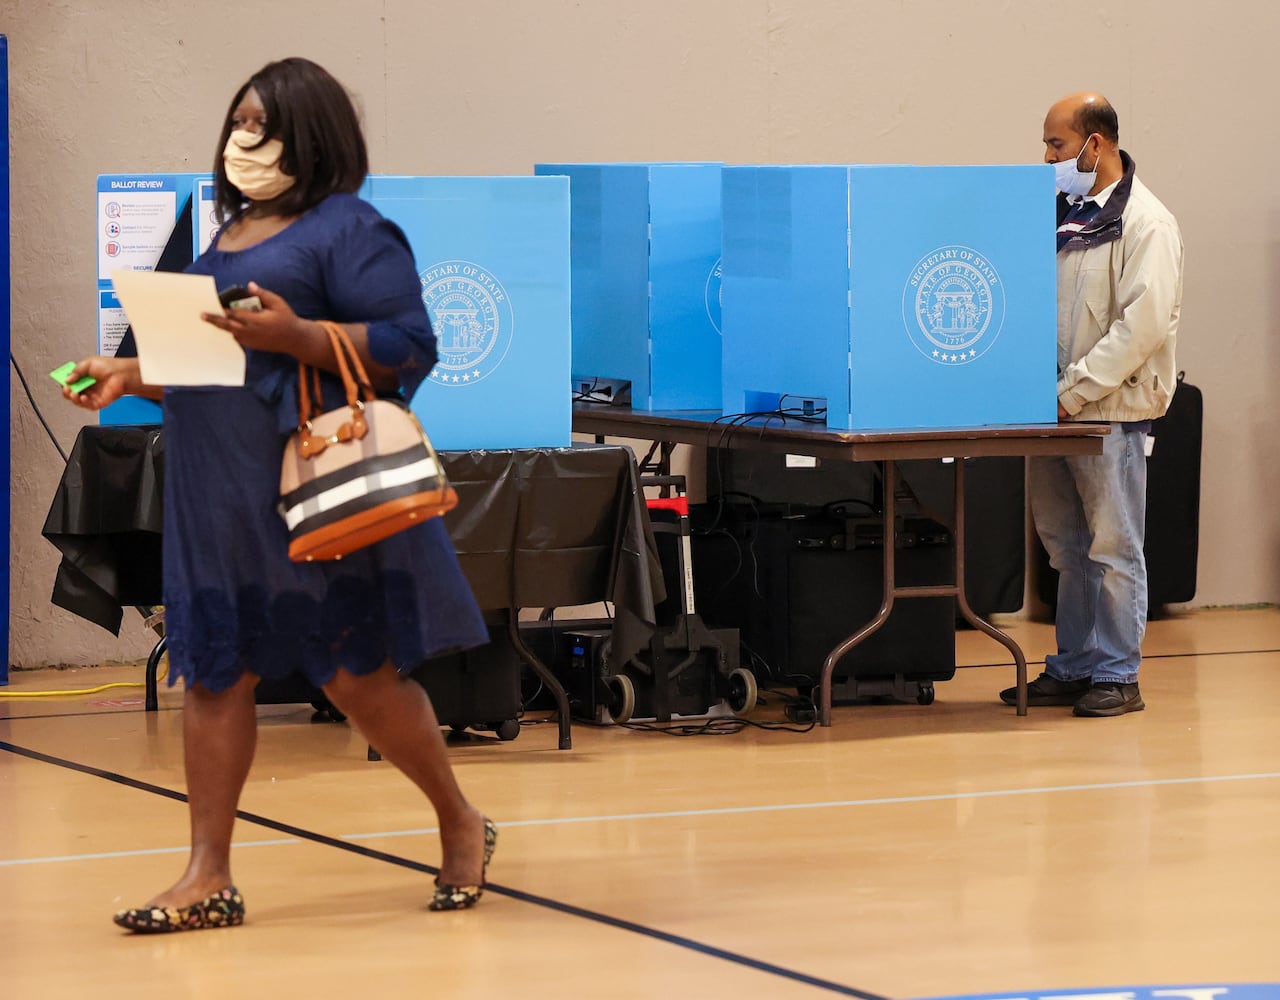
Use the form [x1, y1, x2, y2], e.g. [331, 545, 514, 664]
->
[1073, 99, 1120, 144]
[212, 57, 368, 223]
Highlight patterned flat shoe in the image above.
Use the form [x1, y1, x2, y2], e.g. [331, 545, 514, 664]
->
[429, 817, 497, 911]
[113, 886, 245, 933]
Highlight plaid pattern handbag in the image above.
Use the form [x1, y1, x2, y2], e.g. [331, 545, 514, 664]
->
[278, 320, 458, 562]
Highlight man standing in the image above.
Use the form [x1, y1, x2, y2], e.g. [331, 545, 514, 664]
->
[1000, 92, 1184, 717]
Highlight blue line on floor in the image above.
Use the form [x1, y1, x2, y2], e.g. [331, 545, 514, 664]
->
[0, 739, 890, 1000]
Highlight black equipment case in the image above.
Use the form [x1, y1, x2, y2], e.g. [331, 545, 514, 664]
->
[707, 450, 1025, 620]
[409, 619, 524, 741]
[252, 619, 523, 741]
[690, 502, 956, 705]
[1143, 373, 1203, 608]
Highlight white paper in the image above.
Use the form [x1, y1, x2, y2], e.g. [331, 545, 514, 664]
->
[110, 270, 246, 386]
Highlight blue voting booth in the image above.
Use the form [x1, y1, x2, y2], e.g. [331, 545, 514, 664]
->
[534, 163, 722, 410]
[365, 175, 571, 450]
[94, 174, 572, 450]
[720, 165, 1058, 429]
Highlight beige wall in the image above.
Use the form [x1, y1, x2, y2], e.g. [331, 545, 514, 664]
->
[6, 0, 1278, 667]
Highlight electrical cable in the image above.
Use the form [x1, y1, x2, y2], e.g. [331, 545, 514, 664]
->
[777, 394, 829, 423]
[573, 710, 816, 736]
[10, 352, 70, 463]
[7, 351, 169, 698]
[614, 715, 816, 736]
[0, 661, 169, 699]
[572, 376, 628, 405]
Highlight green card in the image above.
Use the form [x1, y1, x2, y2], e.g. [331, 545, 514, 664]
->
[50, 362, 97, 394]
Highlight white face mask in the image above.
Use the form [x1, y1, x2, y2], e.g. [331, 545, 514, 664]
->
[1053, 133, 1101, 197]
[223, 129, 295, 202]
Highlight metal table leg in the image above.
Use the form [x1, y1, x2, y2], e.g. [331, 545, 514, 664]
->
[952, 459, 1027, 715]
[144, 634, 167, 712]
[818, 461, 899, 727]
[817, 458, 1030, 725]
[506, 610, 573, 750]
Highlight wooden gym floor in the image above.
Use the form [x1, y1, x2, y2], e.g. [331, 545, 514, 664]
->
[2, 607, 1278, 999]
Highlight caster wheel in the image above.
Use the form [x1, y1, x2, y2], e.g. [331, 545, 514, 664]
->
[727, 668, 758, 715]
[606, 674, 635, 724]
[449, 723, 470, 734]
[916, 683, 936, 706]
[494, 719, 521, 741]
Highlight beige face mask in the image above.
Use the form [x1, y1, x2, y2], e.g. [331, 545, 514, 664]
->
[223, 129, 295, 202]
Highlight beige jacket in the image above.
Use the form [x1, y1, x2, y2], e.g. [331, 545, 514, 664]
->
[1056, 174, 1184, 421]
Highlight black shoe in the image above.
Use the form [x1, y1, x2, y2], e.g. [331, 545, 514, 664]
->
[1073, 683, 1144, 717]
[999, 672, 1091, 706]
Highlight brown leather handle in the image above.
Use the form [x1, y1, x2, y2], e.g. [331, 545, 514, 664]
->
[319, 320, 377, 404]
[296, 360, 325, 425]
[295, 320, 376, 430]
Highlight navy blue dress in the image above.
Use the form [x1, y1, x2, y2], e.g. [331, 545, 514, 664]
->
[165, 193, 487, 694]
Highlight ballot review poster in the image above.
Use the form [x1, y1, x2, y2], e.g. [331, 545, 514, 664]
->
[95, 173, 210, 424]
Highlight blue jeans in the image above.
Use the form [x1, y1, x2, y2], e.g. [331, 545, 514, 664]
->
[1030, 423, 1148, 685]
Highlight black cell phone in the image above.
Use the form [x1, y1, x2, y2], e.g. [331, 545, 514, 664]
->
[218, 285, 262, 311]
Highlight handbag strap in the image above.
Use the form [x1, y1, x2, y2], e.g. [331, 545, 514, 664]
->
[317, 320, 362, 409]
[292, 322, 373, 458]
[296, 359, 326, 425]
[320, 321, 378, 404]
[295, 321, 377, 429]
